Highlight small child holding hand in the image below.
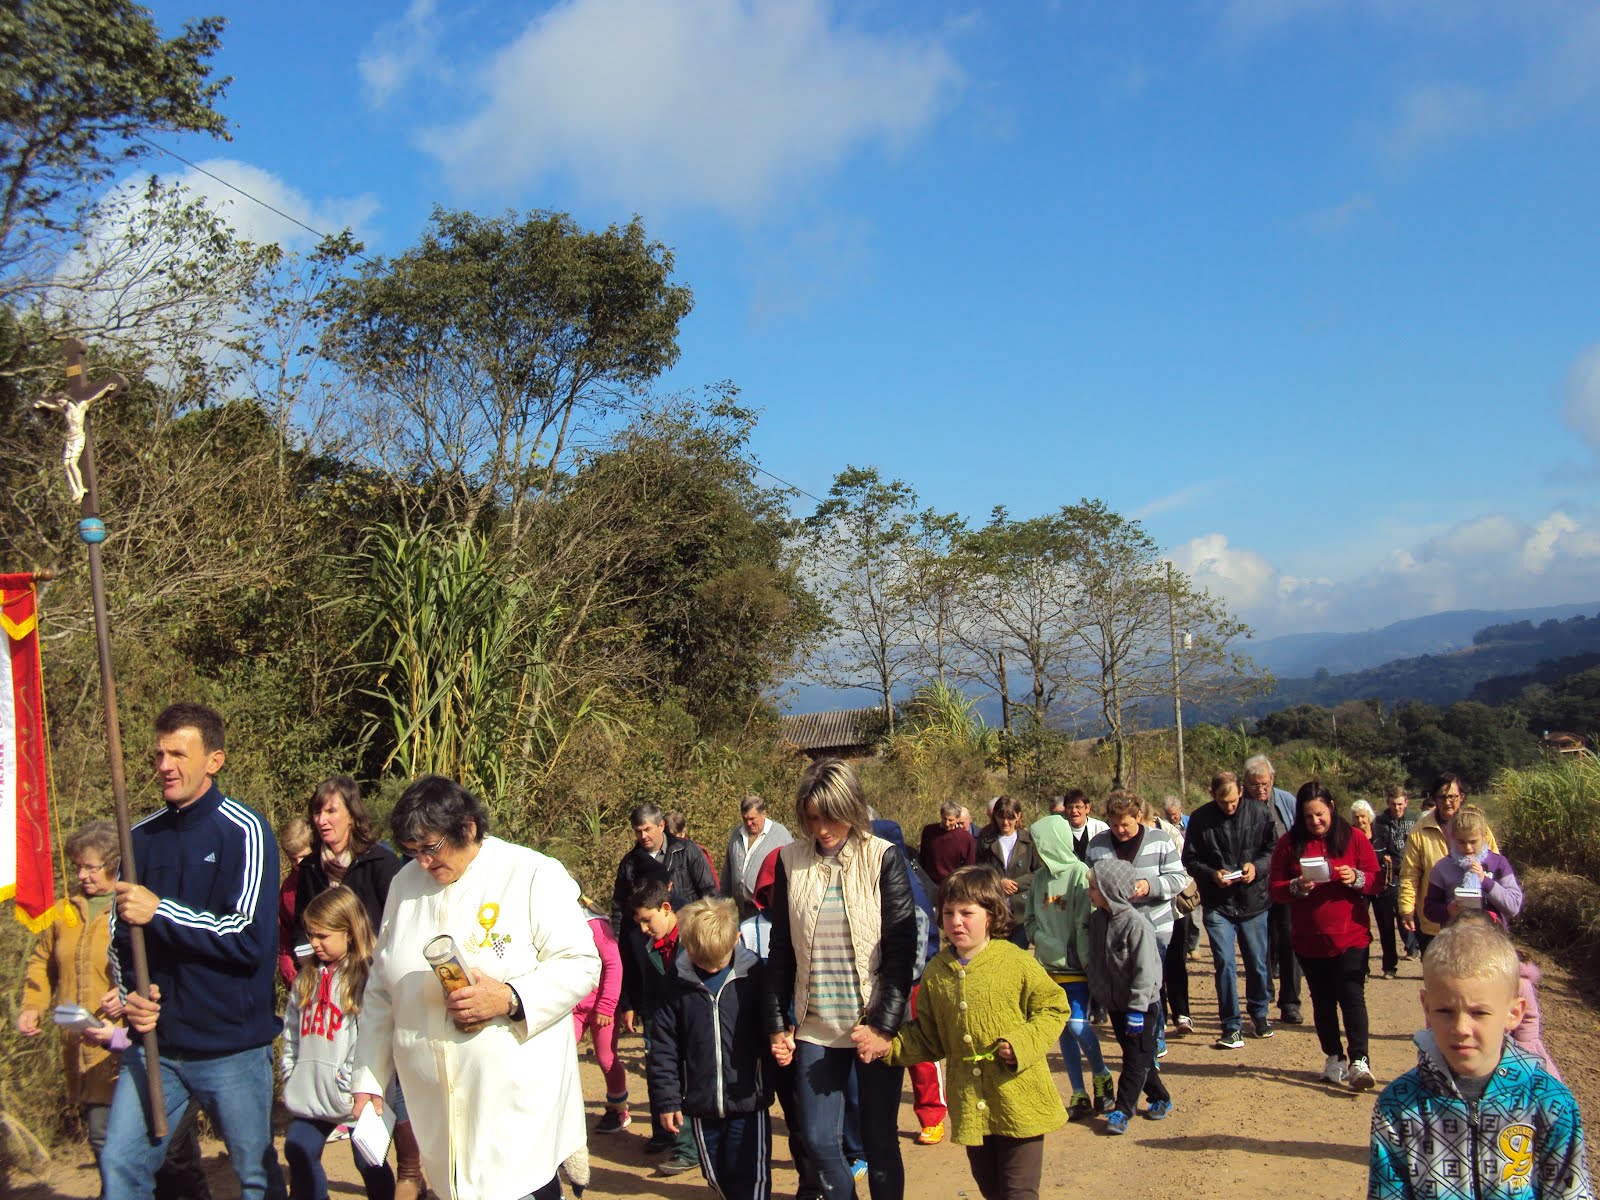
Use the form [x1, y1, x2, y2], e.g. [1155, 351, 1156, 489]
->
[647, 898, 774, 1200]
[854, 866, 1068, 1200]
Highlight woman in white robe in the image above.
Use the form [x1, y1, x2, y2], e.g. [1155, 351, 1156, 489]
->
[352, 776, 600, 1200]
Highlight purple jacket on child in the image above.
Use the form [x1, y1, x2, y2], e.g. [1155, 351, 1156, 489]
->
[1422, 849, 1522, 926]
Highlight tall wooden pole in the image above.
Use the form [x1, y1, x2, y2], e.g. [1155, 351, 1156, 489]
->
[997, 647, 1013, 774]
[1167, 561, 1186, 797]
[37, 340, 168, 1138]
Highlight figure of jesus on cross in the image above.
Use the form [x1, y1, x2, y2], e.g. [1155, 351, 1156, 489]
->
[33, 341, 124, 504]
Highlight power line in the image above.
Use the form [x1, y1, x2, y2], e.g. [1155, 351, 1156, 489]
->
[133, 135, 379, 267]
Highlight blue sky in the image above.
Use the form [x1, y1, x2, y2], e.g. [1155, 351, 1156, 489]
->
[139, 0, 1600, 638]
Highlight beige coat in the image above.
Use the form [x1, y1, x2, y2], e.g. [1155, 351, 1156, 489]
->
[781, 833, 891, 1035]
[21, 896, 120, 1106]
[1397, 810, 1499, 937]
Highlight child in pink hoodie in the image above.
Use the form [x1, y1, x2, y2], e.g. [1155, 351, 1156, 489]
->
[574, 901, 630, 1132]
[1513, 958, 1563, 1081]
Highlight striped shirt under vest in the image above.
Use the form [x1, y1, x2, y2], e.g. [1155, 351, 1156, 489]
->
[797, 857, 863, 1049]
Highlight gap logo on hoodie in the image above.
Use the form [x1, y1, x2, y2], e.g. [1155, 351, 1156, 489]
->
[301, 967, 346, 1040]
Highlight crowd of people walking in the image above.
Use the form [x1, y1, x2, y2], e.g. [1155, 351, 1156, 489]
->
[15, 705, 1588, 1200]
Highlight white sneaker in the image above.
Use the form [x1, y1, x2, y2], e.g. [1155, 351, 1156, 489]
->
[1322, 1054, 1347, 1083]
[1347, 1057, 1376, 1091]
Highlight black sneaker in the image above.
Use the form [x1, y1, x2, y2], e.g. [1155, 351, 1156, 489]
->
[594, 1107, 630, 1134]
[656, 1155, 700, 1177]
[1214, 1028, 1244, 1050]
[1280, 1004, 1302, 1024]
[1253, 1015, 1275, 1039]
[644, 1135, 675, 1153]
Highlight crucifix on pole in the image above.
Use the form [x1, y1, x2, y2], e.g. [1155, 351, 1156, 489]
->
[32, 338, 169, 1138]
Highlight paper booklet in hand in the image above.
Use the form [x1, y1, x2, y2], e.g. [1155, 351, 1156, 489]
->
[352, 1102, 396, 1168]
[52, 1003, 107, 1032]
[1299, 856, 1331, 884]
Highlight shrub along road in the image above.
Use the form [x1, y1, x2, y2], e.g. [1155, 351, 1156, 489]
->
[16, 942, 1596, 1199]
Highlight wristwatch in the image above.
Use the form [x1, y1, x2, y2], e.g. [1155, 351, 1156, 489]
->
[506, 986, 525, 1022]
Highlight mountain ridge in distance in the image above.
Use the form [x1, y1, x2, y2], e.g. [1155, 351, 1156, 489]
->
[1246, 601, 1600, 678]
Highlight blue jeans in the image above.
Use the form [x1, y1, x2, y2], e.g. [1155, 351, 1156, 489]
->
[1056, 981, 1107, 1093]
[791, 1042, 904, 1200]
[102, 1044, 286, 1200]
[284, 1117, 395, 1200]
[1202, 909, 1271, 1034]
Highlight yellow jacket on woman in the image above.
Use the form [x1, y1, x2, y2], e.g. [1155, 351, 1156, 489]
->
[22, 896, 120, 1105]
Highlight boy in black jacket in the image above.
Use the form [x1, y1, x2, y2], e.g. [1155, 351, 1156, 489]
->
[649, 897, 775, 1200]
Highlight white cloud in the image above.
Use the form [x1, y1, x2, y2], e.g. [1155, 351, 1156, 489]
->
[359, 0, 440, 107]
[1524, 512, 1580, 573]
[1562, 344, 1600, 449]
[162, 159, 378, 249]
[417, 0, 962, 217]
[1172, 511, 1600, 637]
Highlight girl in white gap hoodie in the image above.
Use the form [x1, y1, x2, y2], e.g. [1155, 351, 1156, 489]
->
[282, 888, 395, 1200]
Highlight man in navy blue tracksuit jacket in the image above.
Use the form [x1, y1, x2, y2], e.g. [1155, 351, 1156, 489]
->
[102, 702, 286, 1200]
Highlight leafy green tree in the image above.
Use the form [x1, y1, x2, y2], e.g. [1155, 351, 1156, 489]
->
[1, 0, 228, 309]
[803, 465, 921, 726]
[1051, 500, 1255, 788]
[953, 507, 1079, 737]
[897, 507, 968, 684]
[325, 207, 693, 544]
[534, 393, 823, 734]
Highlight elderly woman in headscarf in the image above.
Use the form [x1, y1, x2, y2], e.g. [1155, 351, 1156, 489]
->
[351, 776, 599, 1200]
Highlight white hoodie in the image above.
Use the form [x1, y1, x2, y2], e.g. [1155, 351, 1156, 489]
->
[281, 962, 361, 1121]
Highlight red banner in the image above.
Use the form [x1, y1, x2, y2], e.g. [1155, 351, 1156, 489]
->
[0, 574, 55, 931]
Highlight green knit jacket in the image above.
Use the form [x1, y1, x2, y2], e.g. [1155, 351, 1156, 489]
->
[887, 938, 1069, 1144]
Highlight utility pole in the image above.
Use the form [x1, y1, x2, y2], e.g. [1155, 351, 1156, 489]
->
[998, 646, 1012, 774]
[1167, 561, 1186, 797]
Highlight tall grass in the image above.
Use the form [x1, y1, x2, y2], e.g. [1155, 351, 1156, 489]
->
[1494, 756, 1600, 882]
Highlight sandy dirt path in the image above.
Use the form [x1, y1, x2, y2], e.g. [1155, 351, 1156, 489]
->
[15, 942, 1596, 1199]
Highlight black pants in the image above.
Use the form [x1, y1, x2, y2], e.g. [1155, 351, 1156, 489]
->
[693, 1110, 771, 1200]
[1269, 903, 1302, 1009]
[155, 1102, 211, 1200]
[1109, 1005, 1169, 1117]
[1164, 915, 1193, 1020]
[965, 1134, 1044, 1200]
[1298, 947, 1369, 1062]
[1373, 887, 1402, 973]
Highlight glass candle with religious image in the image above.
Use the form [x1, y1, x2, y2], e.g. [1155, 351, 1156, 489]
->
[425, 934, 473, 995]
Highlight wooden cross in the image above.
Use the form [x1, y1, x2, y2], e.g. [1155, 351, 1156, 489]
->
[31, 338, 126, 506]
[32, 339, 167, 1139]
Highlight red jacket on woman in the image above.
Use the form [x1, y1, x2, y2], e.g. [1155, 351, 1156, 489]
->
[1267, 828, 1381, 958]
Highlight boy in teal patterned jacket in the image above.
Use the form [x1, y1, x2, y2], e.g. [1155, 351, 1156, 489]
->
[1369, 919, 1591, 1200]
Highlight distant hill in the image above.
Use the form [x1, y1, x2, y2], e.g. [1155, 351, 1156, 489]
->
[1247, 602, 1600, 677]
[782, 604, 1600, 734]
[1199, 610, 1600, 721]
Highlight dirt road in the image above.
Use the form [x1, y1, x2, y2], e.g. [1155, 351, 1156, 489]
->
[16, 945, 1596, 1199]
